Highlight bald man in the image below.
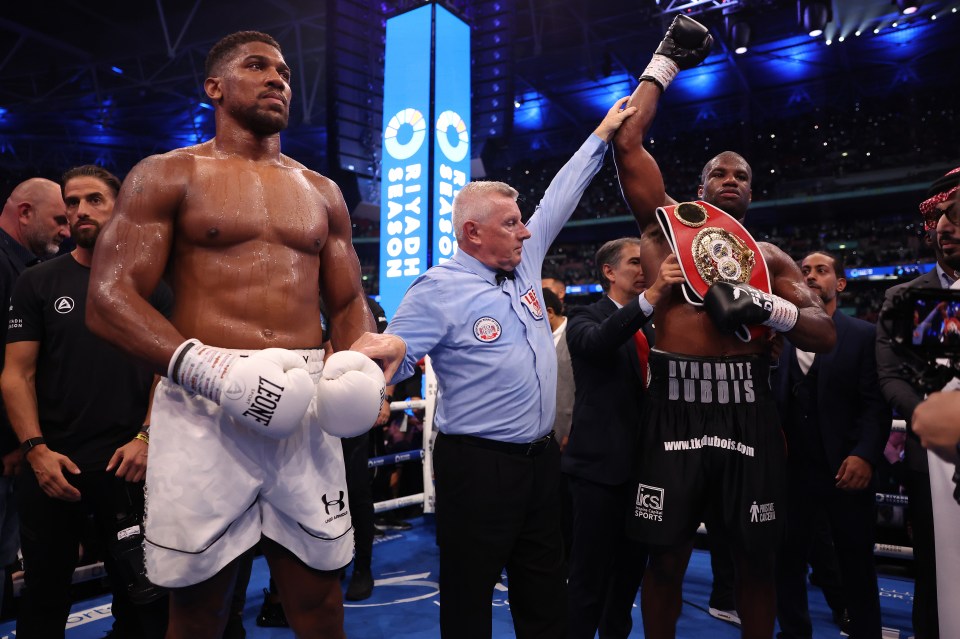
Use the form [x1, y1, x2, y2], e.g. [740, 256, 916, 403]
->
[0, 177, 70, 606]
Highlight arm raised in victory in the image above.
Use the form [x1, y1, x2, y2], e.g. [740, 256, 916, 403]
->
[613, 15, 713, 229]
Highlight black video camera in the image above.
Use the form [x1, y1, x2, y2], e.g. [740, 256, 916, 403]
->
[881, 286, 960, 504]
[881, 287, 960, 393]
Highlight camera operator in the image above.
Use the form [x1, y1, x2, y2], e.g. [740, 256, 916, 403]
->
[877, 167, 960, 639]
[0, 166, 171, 638]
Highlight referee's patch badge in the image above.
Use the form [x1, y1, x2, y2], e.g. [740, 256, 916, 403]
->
[520, 287, 543, 320]
[473, 317, 502, 343]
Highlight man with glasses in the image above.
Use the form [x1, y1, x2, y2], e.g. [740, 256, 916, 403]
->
[876, 167, 960, 638]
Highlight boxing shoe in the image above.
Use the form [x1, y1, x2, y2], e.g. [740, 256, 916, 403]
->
[255, 588, 290, 628]
[345, 567, 374, 601]
[708, 607, 741, 626]
[833, 608, 851, 635]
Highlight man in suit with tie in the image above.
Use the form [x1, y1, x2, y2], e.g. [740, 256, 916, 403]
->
[876, 167, 960, 639]
[562, 237, 683, 639]
[773, 250, 890, 639]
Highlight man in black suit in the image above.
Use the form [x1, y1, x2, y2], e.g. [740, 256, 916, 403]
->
[562, 237, 683, 639]
[876, 167, 960, 639]
[773, 250, 890, 639]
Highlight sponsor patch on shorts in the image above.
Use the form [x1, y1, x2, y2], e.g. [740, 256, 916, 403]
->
[749, 500, 776, 523]
[634, 483, 664, 522]
[473, 317, 502, 343]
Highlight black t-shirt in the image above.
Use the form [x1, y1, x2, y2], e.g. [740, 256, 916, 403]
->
[0, 229, 41, 454]
[6, 254, 174, 470]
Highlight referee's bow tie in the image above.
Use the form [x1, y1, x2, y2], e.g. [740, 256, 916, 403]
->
[495, 269, 516, 284]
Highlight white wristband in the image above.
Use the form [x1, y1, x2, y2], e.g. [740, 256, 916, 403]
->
[639, 54, 679, 91]
[763, 296, 799, 333]
[168, 339, 239, 403]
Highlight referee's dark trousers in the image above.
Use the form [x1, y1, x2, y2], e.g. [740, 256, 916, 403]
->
[434, 431, 567, 638]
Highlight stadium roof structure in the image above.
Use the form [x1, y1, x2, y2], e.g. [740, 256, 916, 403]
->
[0, 0, 956, 183]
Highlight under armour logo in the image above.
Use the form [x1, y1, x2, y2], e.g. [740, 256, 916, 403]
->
[322, 491, 346, 515]
[54, 296, 75, 314]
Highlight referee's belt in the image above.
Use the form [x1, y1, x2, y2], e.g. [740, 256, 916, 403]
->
[444, 431, 555, 457]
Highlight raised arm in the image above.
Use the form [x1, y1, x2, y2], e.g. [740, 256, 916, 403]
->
[317, 177, 376, 351]
[613, 15, 712, 229]
[524, 99, 635, 259]
[87, 154, 186, 372]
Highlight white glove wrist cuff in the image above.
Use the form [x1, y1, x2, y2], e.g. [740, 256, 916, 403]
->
[763, 296, 799, 333]
[168, 339, 239, 403]
[639, 54, 679, 91]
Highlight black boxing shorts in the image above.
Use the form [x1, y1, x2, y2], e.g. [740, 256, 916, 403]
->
[626, 350, 786, 555]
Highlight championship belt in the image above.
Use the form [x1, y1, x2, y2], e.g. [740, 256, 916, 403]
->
[655, 200, 771, 342]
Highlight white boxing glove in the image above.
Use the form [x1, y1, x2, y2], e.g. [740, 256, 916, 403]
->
[168, 339, 315, 439]
[316, 350, 386, 438]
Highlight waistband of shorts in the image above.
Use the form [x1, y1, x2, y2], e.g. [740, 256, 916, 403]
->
[216, 346, 325, 365]
[649, 349, 769, 380]
[439, 431, 555, 457]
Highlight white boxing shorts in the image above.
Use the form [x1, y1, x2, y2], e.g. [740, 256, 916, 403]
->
[144, 349, 353, 588]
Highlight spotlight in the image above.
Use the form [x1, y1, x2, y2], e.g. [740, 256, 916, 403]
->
[895, 0, 921, 15]
[799, 1, 830, 37]
[731, 21, 751, 54]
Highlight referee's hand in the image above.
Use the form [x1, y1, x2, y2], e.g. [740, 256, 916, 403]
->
[351, 332, 407, 383]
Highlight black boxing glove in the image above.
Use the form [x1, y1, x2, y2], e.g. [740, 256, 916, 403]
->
[639, 14, 714, 91]
[704, 281, 799, 335]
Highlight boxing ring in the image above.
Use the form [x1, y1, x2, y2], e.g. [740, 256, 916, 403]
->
[371, 357, 437, 516]
[21, 371, 912, 597]
[371, 366, 916, 561]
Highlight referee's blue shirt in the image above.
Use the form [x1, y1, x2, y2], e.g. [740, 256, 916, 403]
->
[386, 133, 607, 444]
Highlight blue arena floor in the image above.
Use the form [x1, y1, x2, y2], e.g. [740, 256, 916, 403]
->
[0, 516, 915, 638]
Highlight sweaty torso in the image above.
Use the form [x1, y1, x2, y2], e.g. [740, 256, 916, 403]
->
[167, 144, 331, 349]
[640, 223, 779, 358]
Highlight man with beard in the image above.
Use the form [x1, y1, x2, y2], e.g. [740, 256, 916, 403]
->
[611, 15, 836, 639]
[877, 167, 960, 638]
[85, 32, 384, 638]
[0, 177, 70, 611]
[772, 250, 889, 639]
[1, 166, 171, 638]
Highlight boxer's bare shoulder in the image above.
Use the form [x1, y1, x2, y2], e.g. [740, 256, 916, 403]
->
[759, 241, 823, 310]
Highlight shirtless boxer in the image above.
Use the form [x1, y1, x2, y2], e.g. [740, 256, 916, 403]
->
[611, 16, 836, 639]
[86, 31, 384, 639]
